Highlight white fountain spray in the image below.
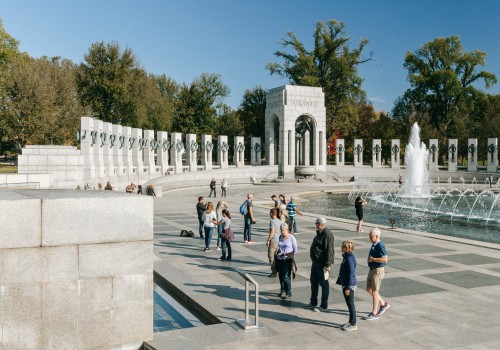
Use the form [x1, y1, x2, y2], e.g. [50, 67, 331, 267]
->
[402, 123, 430, 197]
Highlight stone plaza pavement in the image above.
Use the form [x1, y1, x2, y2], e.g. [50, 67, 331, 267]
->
[146, 182, 500, 350]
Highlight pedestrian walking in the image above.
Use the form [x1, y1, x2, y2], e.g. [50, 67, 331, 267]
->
[221, 179, 227, 197]
[209, 178, 217, 197]
[266, 209, 282, 278]
[278, 194, 287, 223]
[137, 185, 143, 195]
[355, 195, 367, 232]
[364, 228, 390, 320]
[215, 201, 226, 250]
[306, 217, 335, 312]
[202, 202, 217, 251]
[286, 196, 304, 234]
[337, 240, 358, 331]
[276, 223, 298, 299]
[218, 209, 233, 261]
[243, 193, 256, 243]
[196, 196, 206, 239]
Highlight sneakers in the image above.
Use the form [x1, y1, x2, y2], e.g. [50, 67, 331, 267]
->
[204, 248, 212, 252]
[305, 304, 319, 312]
[216, 246, 221, 251]
[279, 292, 286, 299]
[343, 324, 357, 331]
[294, 232, 300, 235]
[248, 240, 255, 244]
[244, 240, 248, 244]
[378, 303, 390, 315]
[319, 306, 329, 312]
[341, 322, 350, 330]
[363, 312, 379, 321]
[268, 273, 277, 278]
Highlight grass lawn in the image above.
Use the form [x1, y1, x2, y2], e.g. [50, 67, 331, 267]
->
[0, 165, 18, 174]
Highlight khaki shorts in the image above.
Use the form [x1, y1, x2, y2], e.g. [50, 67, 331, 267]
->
[366, 267, 385, 291]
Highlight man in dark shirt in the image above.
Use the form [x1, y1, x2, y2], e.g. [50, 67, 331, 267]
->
[307, 217, 335, 312]
[364, 228, 390, 320]
[196, 196, 206, 239]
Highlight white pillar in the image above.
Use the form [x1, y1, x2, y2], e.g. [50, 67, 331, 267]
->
[372, 139, 382, 168]
[218, 135, 229, 169]
[448, 139, 458, 172]
[122, 126, 134, 177]
[428, 139, 439, 171]
[234, 136, 245, 167]
[143, 129, 156, 175]
[468, 138, 478, 172]
[266, 134, 275, 166]
[354, 139, 363, 167]
[103, 122, 114, 179]
[93, 119, 105, 179]
[202, 135, 213, 171]
[112, 124, 124, 178]
[251, 137, 262, 166]
[304, 130, 310, 166]
[487, 138, 498, 173]
[186, 133, 198, 172]
[318, 130, 326, 171]
[131, 128, 144, 178]
[157, 131, 169, 175]
[170, 132, 184, 174]
[81, 116, 95, 185]
[335, 139, 345, 166]
[391, 139, 400, 169]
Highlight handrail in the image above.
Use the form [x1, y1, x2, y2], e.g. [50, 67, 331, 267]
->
[235, 270, 262, 330]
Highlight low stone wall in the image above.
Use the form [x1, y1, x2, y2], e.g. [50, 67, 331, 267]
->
[0, 190, 153, 349]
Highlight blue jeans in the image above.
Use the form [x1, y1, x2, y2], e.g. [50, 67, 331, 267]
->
[277, 258, 292, 296]
[343, 287, 356, 325]
[243, 215, 252, 241]
[204, 226, 214, 249]
[209, 187, 216, 197]
[217, 224, 222, 247]
[289, 216, 298, 233]
[310, 262, 330, 309]
[221, 238, 231, 260]
[198, 218, 204, 237]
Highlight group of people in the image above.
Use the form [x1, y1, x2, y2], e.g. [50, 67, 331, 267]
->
[208, 178, 228, 198]
[125, 182, 156, 196]
[271, 194, 304, 234]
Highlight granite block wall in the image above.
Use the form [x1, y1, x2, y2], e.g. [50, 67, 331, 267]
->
[0, 190, 153, 349]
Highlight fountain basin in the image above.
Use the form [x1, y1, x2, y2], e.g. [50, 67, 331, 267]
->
[295, 166, 316, 177]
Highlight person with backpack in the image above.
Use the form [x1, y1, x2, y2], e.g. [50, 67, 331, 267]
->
[208, 178, 217, 197]
[241, 193, 256, 243]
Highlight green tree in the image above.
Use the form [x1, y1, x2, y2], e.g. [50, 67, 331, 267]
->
[76, 41, 145, 126]
[0, 19, 20, 67]
[394, 36, 497, 139]
[266, 20, 372, 136]
[238, 86, 266, 138]
[172, 73, 229, 134]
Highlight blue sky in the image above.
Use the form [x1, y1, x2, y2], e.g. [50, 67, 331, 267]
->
[1, 0, 500, 112]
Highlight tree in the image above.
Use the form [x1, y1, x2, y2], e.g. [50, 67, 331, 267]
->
[266, 20, 372, 136]
[172, 73, 229, 135]
[0, 19, 20, 67]
[76, 41, 145, 126]
[238, 86, 266, 138]
[0, 55, 85, 150]
[394, 36, 497, 139]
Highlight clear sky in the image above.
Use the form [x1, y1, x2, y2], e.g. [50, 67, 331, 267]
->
[1, 0, 500, 112]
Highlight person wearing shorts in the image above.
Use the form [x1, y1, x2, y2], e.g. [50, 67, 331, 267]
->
[364, 228, 390, 320]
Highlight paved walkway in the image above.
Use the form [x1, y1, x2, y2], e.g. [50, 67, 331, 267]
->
[146, 182, 500, 350]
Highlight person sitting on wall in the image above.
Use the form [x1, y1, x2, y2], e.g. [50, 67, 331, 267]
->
[137, 185, 143, 195]
[146, 185, 156, 196]
[104, 181, 113, 191]
[125, 182, 135, 193]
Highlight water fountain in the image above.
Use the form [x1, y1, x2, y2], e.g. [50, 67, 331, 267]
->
[401, 123, 430, 197]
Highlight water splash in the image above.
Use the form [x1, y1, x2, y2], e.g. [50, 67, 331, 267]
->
[402, 123, 430, 197]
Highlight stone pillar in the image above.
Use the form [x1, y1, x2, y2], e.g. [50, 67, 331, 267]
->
[112, 124, 124, 177]
[487, 138, 498, 172]
[201, 134, 213, 171]
[186, 133, 198, 172]
[170, 132, 184, 174]
[318, 130, 326, 171]
[157, 131, 169, 175]
[251, 137, 262, 166]
[468, 138, 478, 172]
[122, 126, 134, 177]
[93, 119, 105, 179]
[103, 122, 114, 178]
[372, 139, 382, 168]
[428, 139, 439, 171]
[81, 116, 95, 184]
[266, 135, 275, 166]
[335, 139, 345, 166]
[354, 139, 363, 167]
[234, 136, 245, 167]
[143, 129, 156, 175]
[131, 128, 144, 177]
[304, 130, 310, 165]
[391, 139, 401, 169]
[448, 139, 458, 172]
[218, 135, 229, 169]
